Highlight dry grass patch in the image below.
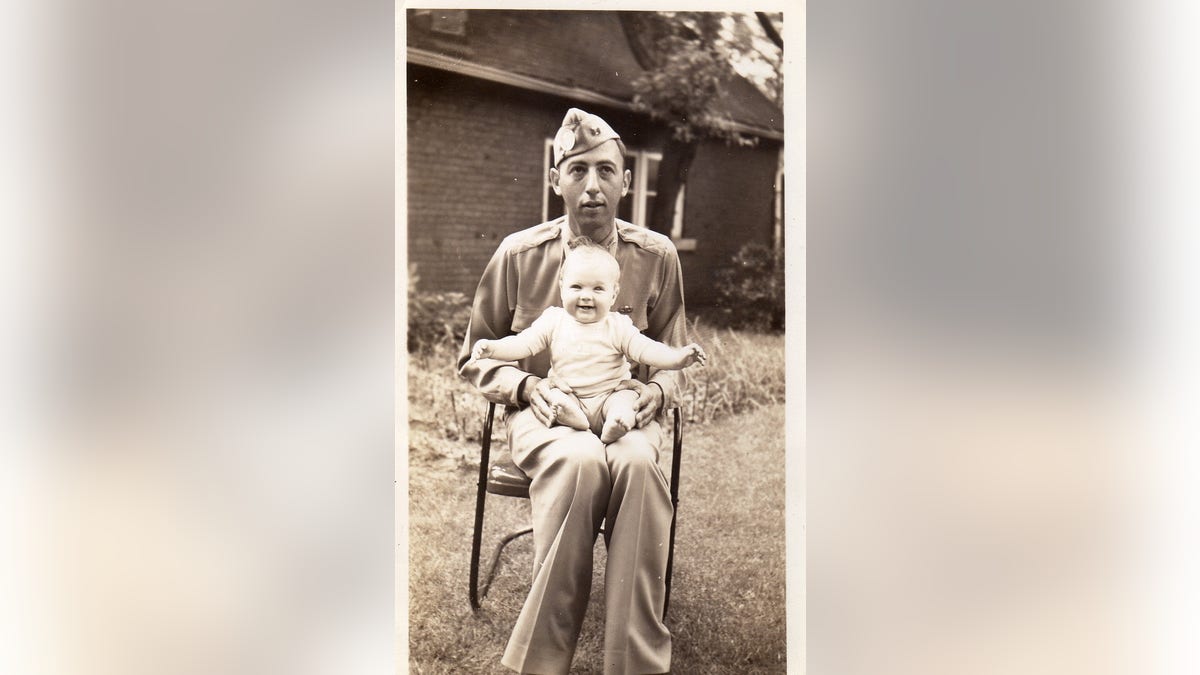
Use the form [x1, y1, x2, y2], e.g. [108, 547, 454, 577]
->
[677, 320, 786, 423]
[406, 406, 786, 673]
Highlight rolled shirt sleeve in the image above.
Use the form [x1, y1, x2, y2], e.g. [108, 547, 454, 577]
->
[641, 244, 687, 409]
[457, 244, 531, 406]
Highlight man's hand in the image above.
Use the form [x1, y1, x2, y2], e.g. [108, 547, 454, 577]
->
[612, 379, 663, 429]
[525, 376, 574, 427]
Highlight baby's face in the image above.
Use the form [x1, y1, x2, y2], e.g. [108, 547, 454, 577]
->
[560, 254, 619, 324]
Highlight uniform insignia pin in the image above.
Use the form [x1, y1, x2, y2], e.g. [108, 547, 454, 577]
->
[555, 127, 576, 152]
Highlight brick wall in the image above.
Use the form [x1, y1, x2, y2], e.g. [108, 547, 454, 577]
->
[407, 67, 557, 295]
[678, 138, 782, 306]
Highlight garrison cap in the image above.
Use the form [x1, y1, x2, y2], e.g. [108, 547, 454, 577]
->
[553, 108, 621, 167]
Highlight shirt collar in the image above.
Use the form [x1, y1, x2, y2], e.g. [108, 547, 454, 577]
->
[559, 218, 621, 258]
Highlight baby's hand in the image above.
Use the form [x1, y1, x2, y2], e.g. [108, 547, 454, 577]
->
[471, 340, 494, 361]
[682, 343, 708, 367]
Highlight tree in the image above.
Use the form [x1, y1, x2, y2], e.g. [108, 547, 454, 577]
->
[736, 12, 784, 106]
[620, 12, 782, 236]
[756, 11, 783, 51]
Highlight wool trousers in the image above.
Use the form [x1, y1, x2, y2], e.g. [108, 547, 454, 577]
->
[500, 406, 673, 675]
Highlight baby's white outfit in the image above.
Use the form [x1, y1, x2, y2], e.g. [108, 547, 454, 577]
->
[504, 306, 661, 428]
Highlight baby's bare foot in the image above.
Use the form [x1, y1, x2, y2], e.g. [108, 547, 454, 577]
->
[553, 403, 590, 430]
[600, 416, 632, 444]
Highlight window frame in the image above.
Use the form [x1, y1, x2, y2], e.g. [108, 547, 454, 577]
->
[543, 139, 693, 251]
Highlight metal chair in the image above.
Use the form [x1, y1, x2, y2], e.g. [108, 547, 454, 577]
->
[469, 401, 684, 617]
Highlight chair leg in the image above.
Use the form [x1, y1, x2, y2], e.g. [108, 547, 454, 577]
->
[664, 511, 677, 618]
[469, 486, 488, 611]
[663, 407, 683, 619]
[479, 526, 534, 600]
[469, 487, 487, 611]
[469, 402, 497, 611]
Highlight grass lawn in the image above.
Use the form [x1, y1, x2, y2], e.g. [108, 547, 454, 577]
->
[407, 401, 787, 673]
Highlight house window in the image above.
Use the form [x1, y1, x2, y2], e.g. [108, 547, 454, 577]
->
[670, 186, 696, 251]
[542, 140, 692, 251]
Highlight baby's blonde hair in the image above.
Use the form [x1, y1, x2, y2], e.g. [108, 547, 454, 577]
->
[562, 237, 620, 283]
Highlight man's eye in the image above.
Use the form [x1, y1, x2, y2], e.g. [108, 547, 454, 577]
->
[600, 167, 614, 177]
[570, 166, 586, 176]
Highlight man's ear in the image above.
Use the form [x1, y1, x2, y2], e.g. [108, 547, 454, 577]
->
[621, 169, 631, 197]
[550, 167, 562, 196]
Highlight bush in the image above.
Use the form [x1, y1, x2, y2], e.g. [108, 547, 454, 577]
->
[712, 242, 785, 332]
[407, 265, 472, 353]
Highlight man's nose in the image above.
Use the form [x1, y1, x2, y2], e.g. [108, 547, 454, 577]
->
[583, 168, 601, 194]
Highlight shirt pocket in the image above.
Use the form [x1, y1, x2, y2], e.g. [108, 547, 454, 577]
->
[613, 302, 649, 332]
[511, 305, 542, 333]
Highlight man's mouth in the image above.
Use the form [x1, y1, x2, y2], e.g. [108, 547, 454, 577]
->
[581, 201, 604, 210]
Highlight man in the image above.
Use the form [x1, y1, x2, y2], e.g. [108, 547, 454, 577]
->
[458, 108, 688, 675]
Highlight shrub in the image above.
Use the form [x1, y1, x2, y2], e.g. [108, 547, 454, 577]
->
[712, 242, 785, 332]
[407, 265, 472, 353]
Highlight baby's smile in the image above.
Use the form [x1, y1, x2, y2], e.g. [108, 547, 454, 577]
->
[559, 246, 620, 324]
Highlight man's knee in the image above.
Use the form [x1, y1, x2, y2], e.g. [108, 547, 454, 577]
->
[542, 432, 609, 484]
[605, 426, 663, 477]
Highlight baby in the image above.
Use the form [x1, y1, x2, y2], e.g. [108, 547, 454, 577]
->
[472, 238, 706, 443]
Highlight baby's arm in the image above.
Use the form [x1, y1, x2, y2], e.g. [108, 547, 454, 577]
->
[471, 309, 555, 362]
[624, 333, 707, 370]
[472, 334, 538, 362]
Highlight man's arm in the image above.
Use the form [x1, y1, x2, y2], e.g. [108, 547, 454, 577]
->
[457, 245, 533, 407]
[643, 245, 688, 406]
[614, 244, 689, 427]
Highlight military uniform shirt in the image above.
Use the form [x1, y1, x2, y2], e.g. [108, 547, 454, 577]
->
[458, 216, 687, 408]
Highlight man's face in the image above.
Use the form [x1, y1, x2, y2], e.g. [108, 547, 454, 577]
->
[551, 140, 631, 238]
[559, 252, 619, 324]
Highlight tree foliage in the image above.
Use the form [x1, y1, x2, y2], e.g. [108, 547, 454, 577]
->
[624, 12, 757, 146]
[620, 11, 782, 236]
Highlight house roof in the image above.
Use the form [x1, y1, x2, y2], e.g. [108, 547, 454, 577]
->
[407, 10, 783, 140]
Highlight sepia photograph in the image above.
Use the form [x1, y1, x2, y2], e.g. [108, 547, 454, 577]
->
[11, 1, 1200, 674]
[403, 8, 788, 673]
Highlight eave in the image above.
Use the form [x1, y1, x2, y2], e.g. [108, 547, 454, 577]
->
[408, 47, 784, 142]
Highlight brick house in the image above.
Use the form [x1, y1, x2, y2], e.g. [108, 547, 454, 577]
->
[406, 9, 784, 306]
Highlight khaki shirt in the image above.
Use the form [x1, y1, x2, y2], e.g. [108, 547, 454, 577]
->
[457, 216, 687, 408]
